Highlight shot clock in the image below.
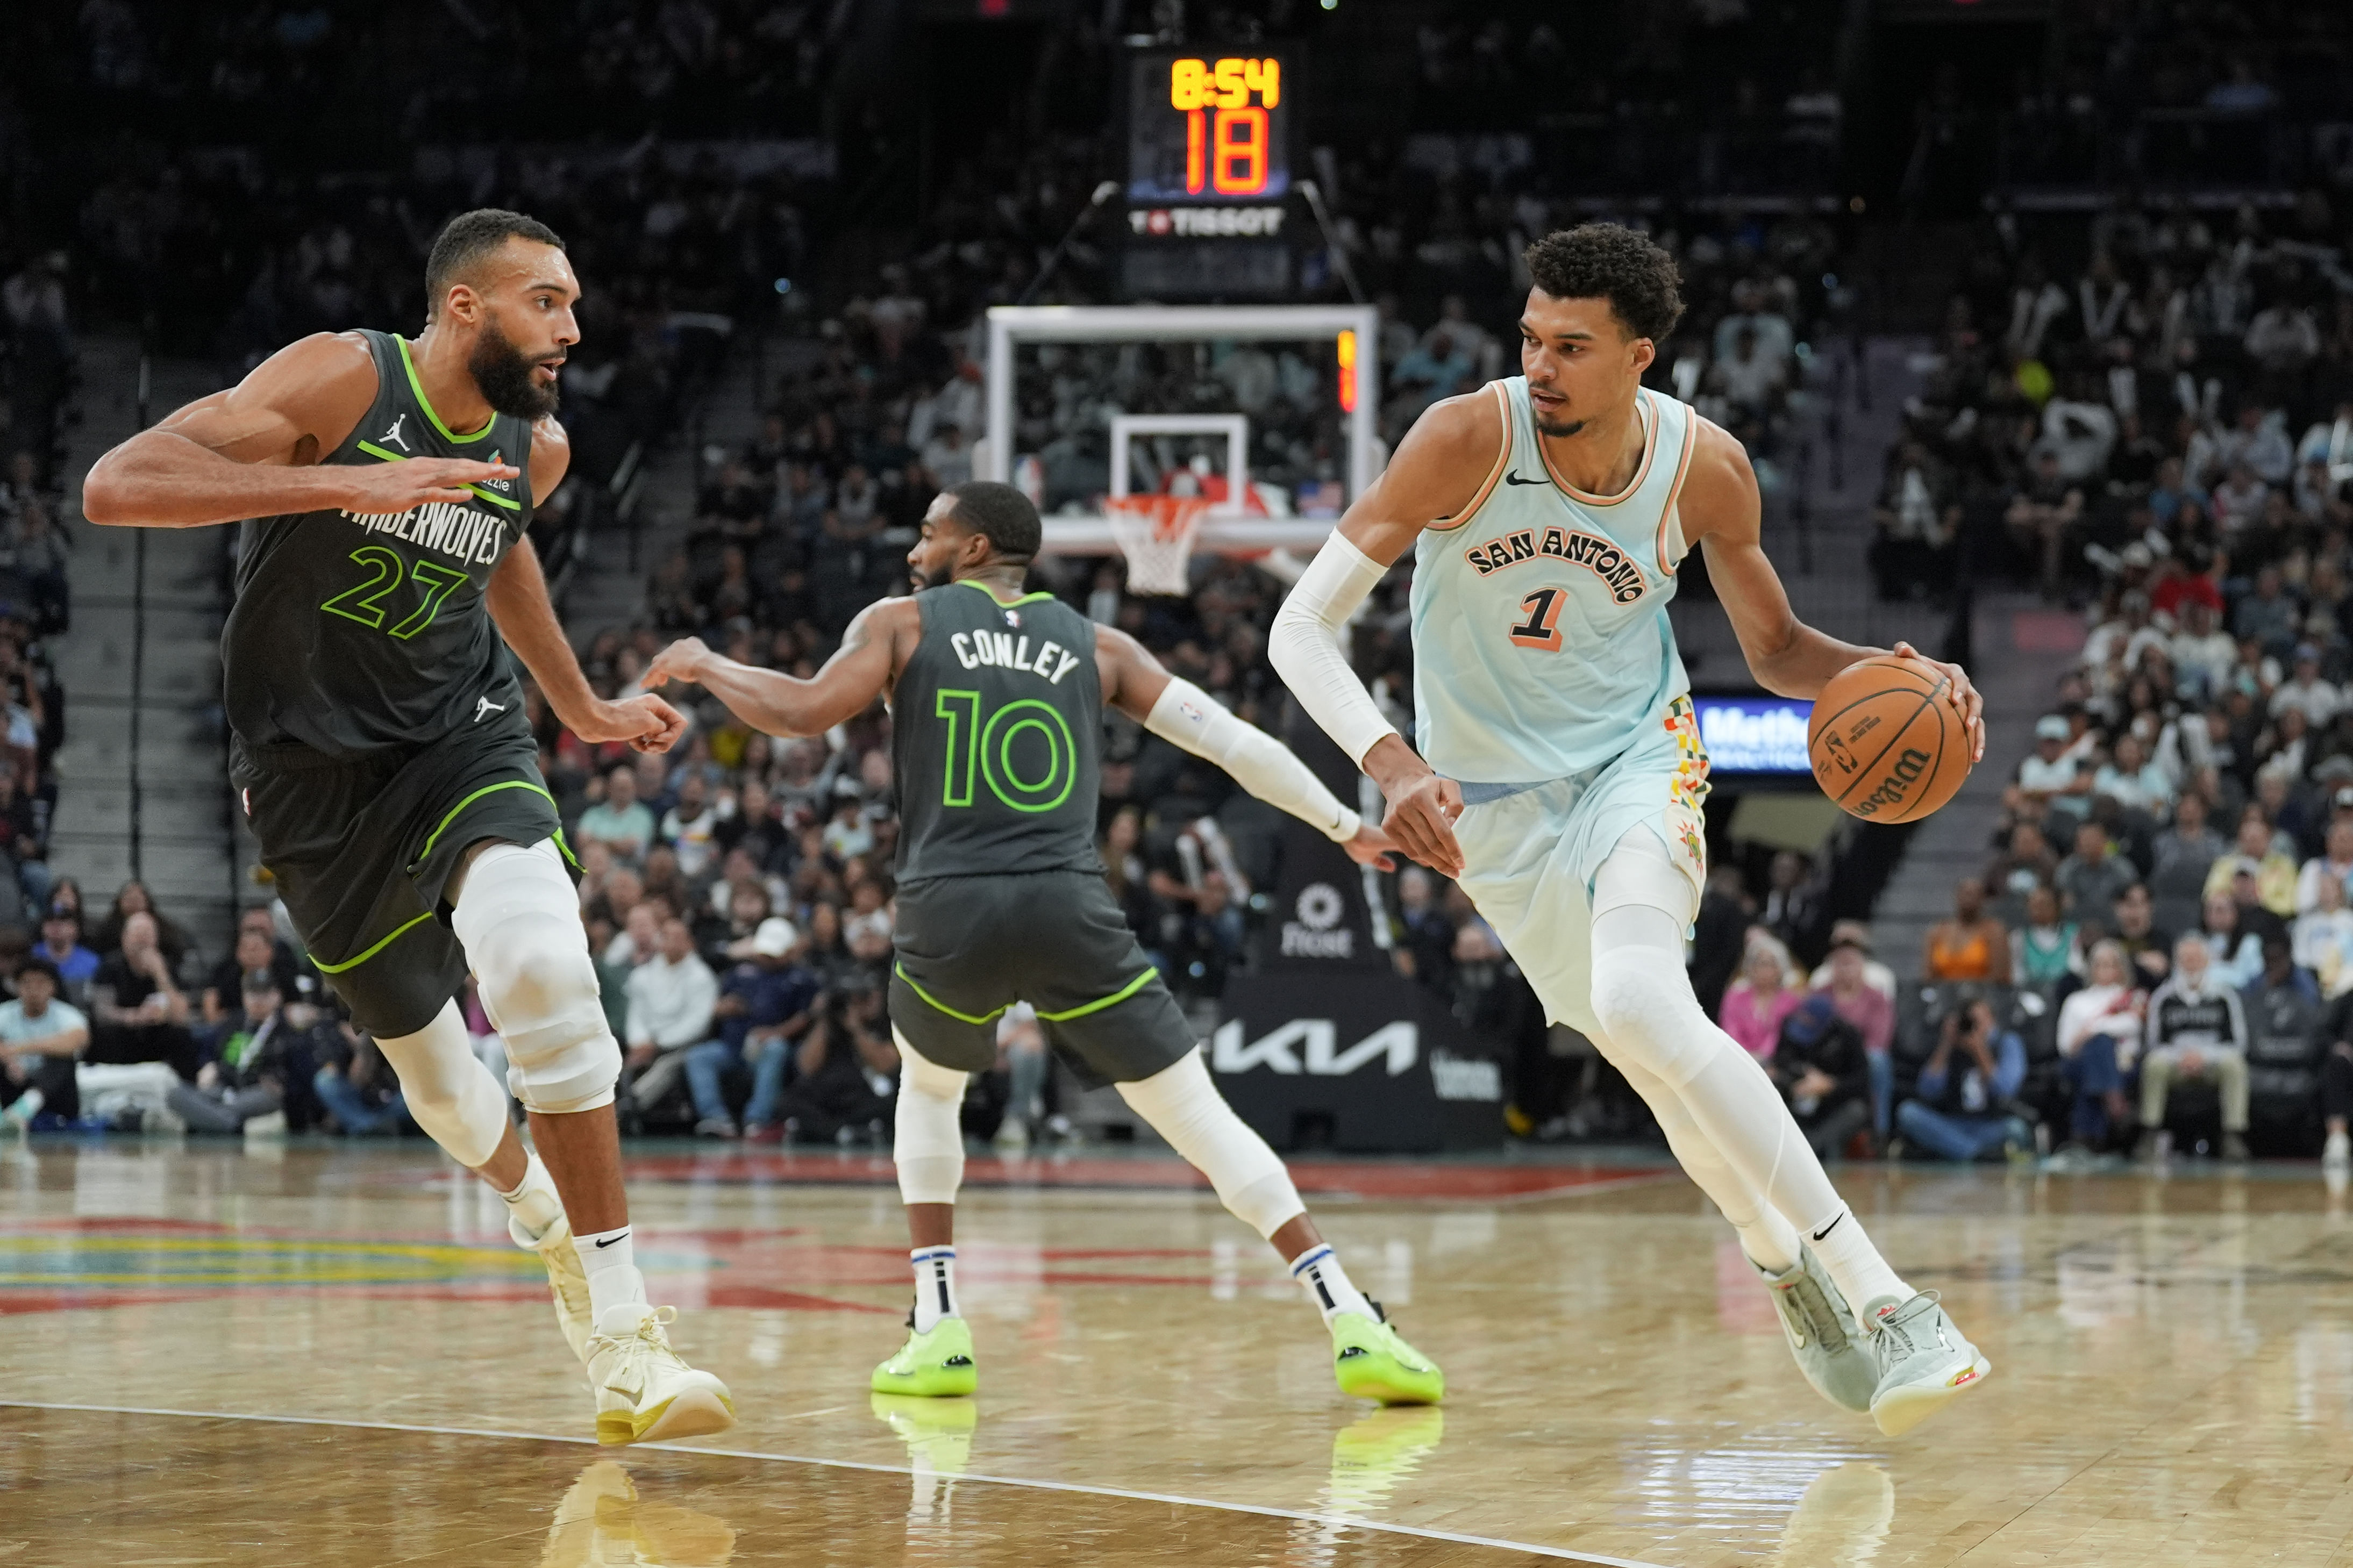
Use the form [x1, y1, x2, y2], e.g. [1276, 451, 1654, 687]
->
[1121, 48, 1296, 298]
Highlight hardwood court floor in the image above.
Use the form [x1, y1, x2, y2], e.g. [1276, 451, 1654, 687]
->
[5, 1139, 2353, 1566]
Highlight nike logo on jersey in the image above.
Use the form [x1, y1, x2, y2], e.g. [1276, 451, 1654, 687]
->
[949, 628, 1083, 683]
[381, 413, 411, 452]
[1501, 470, 1545, 485]
[474, 696, 507, 723]
[1463, 525, 1649, 604]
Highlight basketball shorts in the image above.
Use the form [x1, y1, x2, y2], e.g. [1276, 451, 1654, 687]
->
[232, 711, 575, 1039]
[1450, 694, 1710, 1038]
[889, 869, 1197, 1089]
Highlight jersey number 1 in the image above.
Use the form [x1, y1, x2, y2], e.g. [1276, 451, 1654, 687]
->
[936, 689, 1078, 813]
[321, 547, 469, 640]
[1509, 587, 1566, 651]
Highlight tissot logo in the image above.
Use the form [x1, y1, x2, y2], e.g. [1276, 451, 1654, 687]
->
[1128, 205, 1286, 238]
[1280, 881, 1352, 958]
[1210, 1018, 1416, 1077]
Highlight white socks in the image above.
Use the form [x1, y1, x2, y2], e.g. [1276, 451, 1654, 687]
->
[1289, 1243, 1373, 1326]
[500, 1150, 566, 1248]
[1803, 1206, 1910, 1318]
[577, 1226, 647, 1322]
[911, 1245, 960, 1332]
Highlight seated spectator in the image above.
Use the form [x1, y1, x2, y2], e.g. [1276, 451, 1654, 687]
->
[311, 1020, 413, 1136]
[2055, 822, 2137, 920]
[1814, 930, 1895, 1139]
[202, 910, 302, 1026]
[766, 976, 897, 1143]
[2055, 940, 2141, 1156]
[1767, 993, 1871, 1159]
[988, 1003, 1051, 1151]
[2138, 934, 2251, 1161]
[0, 956, 87, 1126]
[1895, 994, 2031, 1162]
[577, 765, 656, 861]
[716, 919, 821, 1143]
[2272, 646, 2342, 727]
[2199, 892, 2266, 991]
[2298, 870, 2353, 998]
[1718, 939, 1802, 1060]
[2297, 818, 2353, 913]
[2205, 804, 2299, 916]
[32, 899, 98, 1005]
[89, 880, 191, 970]
[1924, 877, 2012, 984]
[660, 772, 722, 882]
[621, 916, 721, 1127]
[2010, 715, 2092, 824]
[2109, 882, 2176, 984]
[165, 974, 293, 1135]
[2091, 733, 2173, 820]
[2243, 932, 2322, 1138]
[2150, 792, 2224, 906]
[2012, 884, 2078, 990]
[89, 911, 195, 1080]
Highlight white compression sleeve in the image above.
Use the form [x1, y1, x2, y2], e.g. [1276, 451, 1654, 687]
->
[1266, 531, 1396, 765]
[373, 998, 510, 1170]
[1144, 677, 1359, 841]
[1116, 1048, 1303, 1239]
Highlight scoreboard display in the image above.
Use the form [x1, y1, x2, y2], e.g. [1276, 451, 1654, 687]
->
[1122, 49, 1295, 297]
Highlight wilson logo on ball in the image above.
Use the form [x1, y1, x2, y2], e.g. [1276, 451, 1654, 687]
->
[1849, 748, 1931, 818]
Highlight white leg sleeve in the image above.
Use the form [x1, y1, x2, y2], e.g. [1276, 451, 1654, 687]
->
[374, 999, 511, 1170]
[894, 1029, 969, 1206]
[451, 839, 621, 1115]
[1116, 1048, 1303, 1240]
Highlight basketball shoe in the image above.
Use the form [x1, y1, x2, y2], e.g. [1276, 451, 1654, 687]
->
[541, 1460, 737, 1568]
[1757, 1247, 1876, 1413]
[519, 1212, 595, 1364]
[586, 1304, 737, 1445]
[1331, 1306, 1444, 1405]
[872, 1314, 979, 1398]
[1860, 1291, 1991, 1436]
[871, 1391, 980, 1474]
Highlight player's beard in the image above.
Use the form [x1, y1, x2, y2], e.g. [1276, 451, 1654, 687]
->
[469, 319, 562, 419]
[911, 557, 955, 591]
[1532, 413, 1587, 439]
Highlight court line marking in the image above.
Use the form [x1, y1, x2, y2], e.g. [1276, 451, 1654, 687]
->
[4, 1399, 1665, 1567]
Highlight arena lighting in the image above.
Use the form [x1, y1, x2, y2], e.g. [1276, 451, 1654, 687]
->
[1336, 330, 1358, 412]
[773, 278, 792, 294]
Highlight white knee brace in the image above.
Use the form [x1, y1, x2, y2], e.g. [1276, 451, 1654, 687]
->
[451, 839, 621, 1114]
[1116, 1048, 1303, 1240]
[894, 1029, 968, 1206]
[374, 999, 510, 1169]
[1588, 831, 1721, 1087]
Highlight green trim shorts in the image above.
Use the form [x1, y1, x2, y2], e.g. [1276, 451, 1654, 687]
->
[233, 714, 574, 1038]
[888, 869, 1198, 1088]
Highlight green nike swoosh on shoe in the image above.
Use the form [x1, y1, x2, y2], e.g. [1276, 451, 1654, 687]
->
[1331, 1306, 1444, 1405]
[872, 1315, 979, 1398]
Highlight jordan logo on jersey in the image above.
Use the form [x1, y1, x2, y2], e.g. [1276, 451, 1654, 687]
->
[380, 413, 411, 452]
[1463, 525, 1648, 605]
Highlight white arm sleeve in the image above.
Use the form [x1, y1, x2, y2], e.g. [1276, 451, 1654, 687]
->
[1145, 677, 1361, 842]
[1266, 531, 1396, 765]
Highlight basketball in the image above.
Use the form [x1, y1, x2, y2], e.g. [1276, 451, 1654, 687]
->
[1807, 656, 1972, 823]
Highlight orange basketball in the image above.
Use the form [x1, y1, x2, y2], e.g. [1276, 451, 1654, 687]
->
[1807, 656, 1972, 824]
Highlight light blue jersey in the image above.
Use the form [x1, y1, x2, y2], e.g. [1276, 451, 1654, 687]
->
[1409, 378, 1700, 784]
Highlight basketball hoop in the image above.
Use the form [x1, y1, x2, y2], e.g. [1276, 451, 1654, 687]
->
[1104, 494, 1211, 595]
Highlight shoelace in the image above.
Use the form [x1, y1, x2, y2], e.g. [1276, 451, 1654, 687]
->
[1871, 1290, 1940, 1361]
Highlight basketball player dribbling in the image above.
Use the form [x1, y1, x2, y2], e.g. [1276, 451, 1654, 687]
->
[1272, 224, 1993, 1435]
[82, 210, 732, 1445]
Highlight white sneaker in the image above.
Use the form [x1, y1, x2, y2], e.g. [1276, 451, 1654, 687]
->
[241, 1111, 288, 1140]
[519, 1213, 596, 1365]
[2326, 1130, 2350, 1171]
[586, 1303, 736, 1446]
[1862, 1291, 1991, 1436]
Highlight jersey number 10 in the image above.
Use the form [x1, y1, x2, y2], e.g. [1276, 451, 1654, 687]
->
[936, 689, 1079, 813]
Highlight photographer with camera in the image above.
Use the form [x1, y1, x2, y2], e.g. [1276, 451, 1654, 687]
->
[1893, 991, 2033, 1162]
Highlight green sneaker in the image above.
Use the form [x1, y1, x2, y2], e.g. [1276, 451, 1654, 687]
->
[1331, 1304, 1444, 1405]
[1862, 1291, 1991, 1436]
[1757, 1245, 1877, 1414]
[871, 1314, 978, 1398]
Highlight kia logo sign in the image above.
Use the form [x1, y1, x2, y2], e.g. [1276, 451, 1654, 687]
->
[1211, 1018, 1416, 1076]
[1280, 880, 1354, 959]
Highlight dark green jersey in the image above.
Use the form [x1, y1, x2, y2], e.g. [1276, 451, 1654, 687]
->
[892, 581, 1104, 884]
[222, 328, 536, 761]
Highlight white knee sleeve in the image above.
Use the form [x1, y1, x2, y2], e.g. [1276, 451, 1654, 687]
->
[1587, 831, 1720, 1086]
[1116, 1048, 1302, 1240]
[374, 1000, 510, 1169]
[894, 1029, 969, 1206]
[452, 839, 621, 1115]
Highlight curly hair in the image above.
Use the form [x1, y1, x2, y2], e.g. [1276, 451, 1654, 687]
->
[1522, 224, 1685, 343]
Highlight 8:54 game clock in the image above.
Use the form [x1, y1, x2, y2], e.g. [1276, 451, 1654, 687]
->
[1126, 50, 1291, 204]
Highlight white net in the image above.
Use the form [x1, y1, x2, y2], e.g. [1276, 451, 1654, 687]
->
[1104, 494, 1211, 594]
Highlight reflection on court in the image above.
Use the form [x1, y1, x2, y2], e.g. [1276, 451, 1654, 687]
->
[8, 1141, 2353, 1564]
